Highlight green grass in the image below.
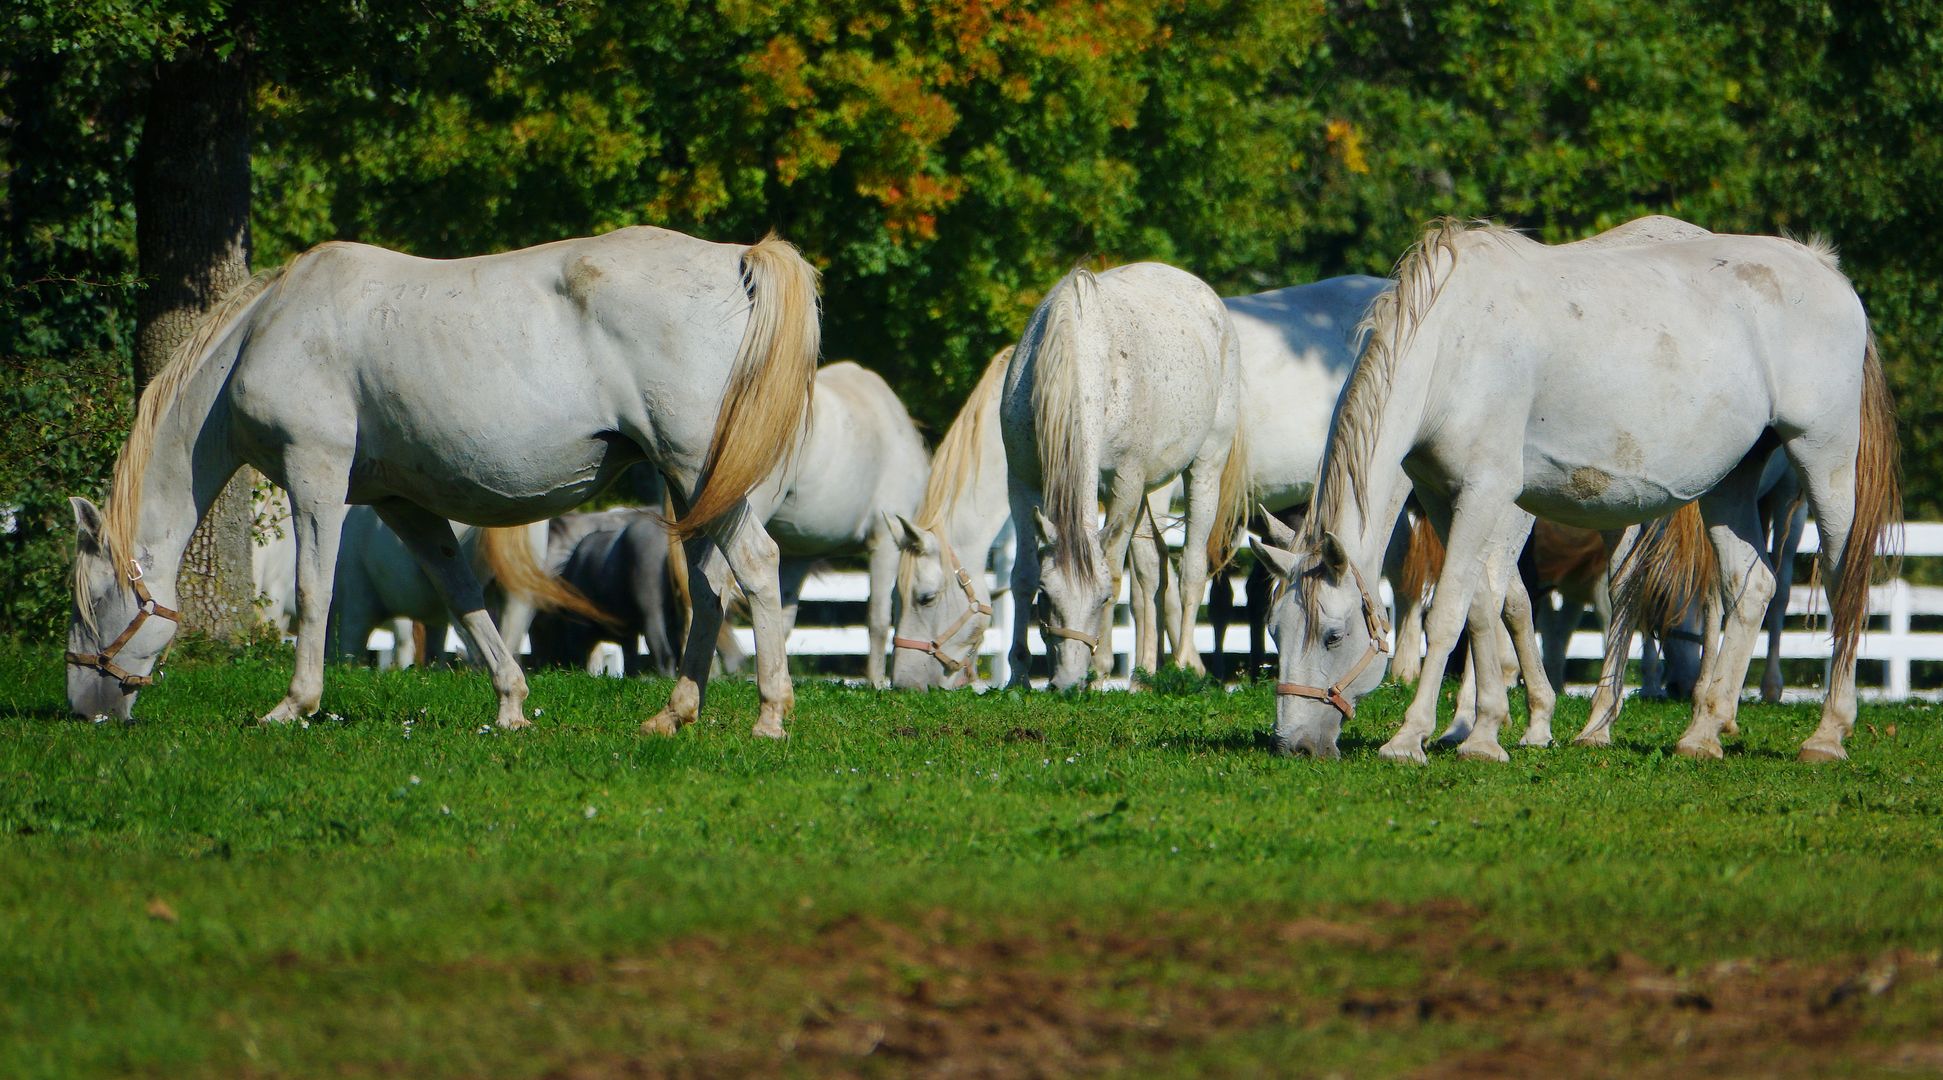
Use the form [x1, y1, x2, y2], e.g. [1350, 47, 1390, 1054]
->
[4, 641, 1942, 1077]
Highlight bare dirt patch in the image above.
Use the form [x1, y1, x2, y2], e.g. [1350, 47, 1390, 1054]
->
[509, 905, 1940, 1079]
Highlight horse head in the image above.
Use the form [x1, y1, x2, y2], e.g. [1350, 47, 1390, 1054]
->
[1031, 507, 1109, 691]
[1256, 520, 1389, 757]
[66, 497, 179, 722]
[888, 514, 989, 690]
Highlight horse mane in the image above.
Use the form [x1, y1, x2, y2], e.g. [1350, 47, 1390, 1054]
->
[1302, 218, 1514, 548]
[1032, 268, 1099, 580]
[915, 345, 1013, 533]
[80, 264, 290, 625]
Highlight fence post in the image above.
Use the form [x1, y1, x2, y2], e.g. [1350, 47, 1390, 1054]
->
[1889, 579, 1912, 699]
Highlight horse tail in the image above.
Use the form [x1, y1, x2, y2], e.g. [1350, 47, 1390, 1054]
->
[1033, 268, 1097, 578]
[480, 526, 618, 630]
[1399, 512, 1445, 605]
[1614, 503, 1716, 635]
[1208, 411, 1250, 572]
[1830, 331, 1903, 670]
[671, 232, 821, 539]
[666, 493, 693, 636]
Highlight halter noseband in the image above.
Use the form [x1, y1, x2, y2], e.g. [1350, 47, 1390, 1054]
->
[892, 533, 993, 677]
[1275, 561, 1390, 721]
[66, 562, 179, 690]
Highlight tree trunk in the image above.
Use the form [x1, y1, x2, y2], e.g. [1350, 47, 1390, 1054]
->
[133, 42, 256, 641]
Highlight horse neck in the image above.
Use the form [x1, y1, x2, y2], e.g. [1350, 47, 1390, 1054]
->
[1317, 348, 1436, 581]
[941, 391, 1013, 567]
[129, 357, 246, 606]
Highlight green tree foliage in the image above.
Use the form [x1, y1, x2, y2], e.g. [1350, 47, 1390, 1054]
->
[6, 0, 1941, 640]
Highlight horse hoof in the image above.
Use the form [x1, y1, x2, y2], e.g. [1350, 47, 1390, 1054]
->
[1674, 737, 1723, 760]
[1378, 740, 1428, 765]
[751, 720, 787, 740]
[257, 701, 309, 726]
[1519, 733, 1554, 749]
[1572, 728, 1612, 748]
[641, 712, 681, 737]
[497, 715, 532, 731]
[1457, 741, 1510, 763]
[1798, 742, 1848, 763]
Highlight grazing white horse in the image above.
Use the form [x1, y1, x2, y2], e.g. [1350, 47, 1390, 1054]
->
[751, 361, 929, 686]
[67, 227, 819, 735]
[888, 347, 1018, 690]
[1000, 263, 1249, 689]
[1253, 216, 1899, 762]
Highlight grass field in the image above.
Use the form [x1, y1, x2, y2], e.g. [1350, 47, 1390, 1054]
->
[5, 641, 1942, 1078]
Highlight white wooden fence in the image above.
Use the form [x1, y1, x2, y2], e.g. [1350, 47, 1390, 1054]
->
[372, 522, 1943, 698]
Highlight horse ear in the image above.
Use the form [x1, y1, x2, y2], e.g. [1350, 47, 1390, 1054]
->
[1258, 505, 1298, 548]
[886, 512, 929, 554]
[1319, 530, 1350, 579]
[1249, 537, 1301, 582]
[70, 497, 104, 554]
[1032, 507, 1058, 549]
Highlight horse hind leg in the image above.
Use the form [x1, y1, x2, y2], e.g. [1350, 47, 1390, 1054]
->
[374, 501, 532, 730]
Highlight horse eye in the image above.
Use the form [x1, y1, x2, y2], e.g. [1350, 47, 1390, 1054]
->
[916, 591, 938, 607]
[1324, 628, 1345, 649]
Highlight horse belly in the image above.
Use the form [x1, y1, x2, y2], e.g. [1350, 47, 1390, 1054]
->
[1516, 410, 1768, 528]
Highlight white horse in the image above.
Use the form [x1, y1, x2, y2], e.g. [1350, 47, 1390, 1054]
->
[67, 227, 819, 736]
[1252, 216, 1899, 762]
[751, 361, 929, 686]
[1000, 263, 1249, 689]
[887, 347, 1019, 690]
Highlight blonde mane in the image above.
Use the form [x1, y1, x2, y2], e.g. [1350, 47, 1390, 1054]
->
[1303, 218, 1512, 546]
[915, 345, 1013, 532]
[1031, 268, 1098, 579]
[79, 265, 290, 626]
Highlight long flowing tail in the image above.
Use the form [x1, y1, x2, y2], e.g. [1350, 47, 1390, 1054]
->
[672, 233, 821, 539]
[1208, 410, 1250, 572]
[1831, 332, 1904, 670]
[480, 527, 617, 629]
[1612, 503, 1716, 639]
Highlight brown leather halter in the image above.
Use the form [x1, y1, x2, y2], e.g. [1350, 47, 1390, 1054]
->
[892, 533, 993, 677]
[66, 562, 179, 689]
[1275, 561, 1390, 721]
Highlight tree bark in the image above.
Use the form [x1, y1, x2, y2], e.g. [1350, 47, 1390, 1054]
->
[133, 42, 257, 641]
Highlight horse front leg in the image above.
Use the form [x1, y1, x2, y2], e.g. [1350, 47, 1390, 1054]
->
[376, 502, 531, 729]
[1128, 509, 1163, 677]
[1381, 489, 1508, 763]
[1174, 463, 1225, 675]
[1005, 485, 1042, 687]
[1098, 479, 1147, 680]
[262, 486, 350, 725]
